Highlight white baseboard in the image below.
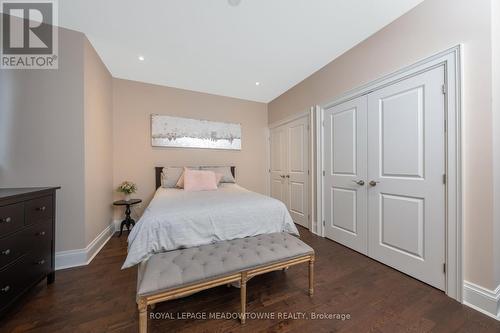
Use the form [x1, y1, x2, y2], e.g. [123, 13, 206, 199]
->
[463, 281, 500, 320]
[55, 223, 115, 270]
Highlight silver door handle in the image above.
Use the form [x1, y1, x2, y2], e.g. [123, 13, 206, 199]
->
[369, 180, 380, 187]
[352, 180, 365, 186]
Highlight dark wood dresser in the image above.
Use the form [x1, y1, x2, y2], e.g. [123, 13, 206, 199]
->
[0, 187, 59, 316]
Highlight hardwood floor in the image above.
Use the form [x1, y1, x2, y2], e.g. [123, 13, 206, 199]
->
[1, 226, 499, 332]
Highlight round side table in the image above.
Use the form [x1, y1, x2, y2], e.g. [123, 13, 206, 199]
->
[113, 199, 142, 236]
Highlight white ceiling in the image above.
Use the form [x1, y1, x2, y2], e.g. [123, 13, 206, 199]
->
[59, 0, 423, 102]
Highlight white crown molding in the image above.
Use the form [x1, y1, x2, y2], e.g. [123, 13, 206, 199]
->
[463, 281, 500, 320]
[55, 222, 115, 270]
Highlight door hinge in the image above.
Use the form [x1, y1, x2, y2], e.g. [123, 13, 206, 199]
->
[442, 83, 447, 95]
[443, 263, 446, 274]
[322, 220, 325, 227]
[268, 169, 271, 173]
[442, 174, 446, 185]
[307, 170, 310, 175]
[322, 170, 325, 176]
[322, 120, 325, 127]
[308, 214, 310, 221]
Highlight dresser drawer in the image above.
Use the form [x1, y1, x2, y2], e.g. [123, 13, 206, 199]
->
[0, 231, 29, 270]
[0, 202, 24, 236]
[0, 242, 52, 308]
[0, 220, 52, 270]
[28, 240, 52, 280]
[25, 220, 53, 253]
[0, 255, 31, 308]
[25, 196, 53, 226]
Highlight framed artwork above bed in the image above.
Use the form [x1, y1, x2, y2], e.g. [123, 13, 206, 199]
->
[151, 114, 242, 150]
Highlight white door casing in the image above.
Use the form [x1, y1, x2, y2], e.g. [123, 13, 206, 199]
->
[317, 46, 462, 301]
[367, 66, 446, 290]
[322, 66, 446, 290]
[323, 96, 368, 254]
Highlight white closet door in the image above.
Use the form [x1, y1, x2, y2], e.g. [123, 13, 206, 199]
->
[286, 117, 309, 228]
[367, 66, 445, 290]
[270, 127, 287, 203]
[324, 96, 368, 254]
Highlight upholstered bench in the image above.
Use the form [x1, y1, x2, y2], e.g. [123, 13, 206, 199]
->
[136, 232, 315, 332]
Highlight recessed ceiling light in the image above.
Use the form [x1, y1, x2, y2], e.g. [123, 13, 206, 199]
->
[228, 0, 242, 7]
[138, 55, 145, 61]
[255, 82, 260, 86]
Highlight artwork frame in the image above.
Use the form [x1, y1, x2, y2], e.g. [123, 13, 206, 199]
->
[151, 114, 242, 150]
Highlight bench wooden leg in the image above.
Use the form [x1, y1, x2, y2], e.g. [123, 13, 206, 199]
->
[240, 272, 247, 324]
[309, 256, 315, 296]
[138, 298, 148, 333]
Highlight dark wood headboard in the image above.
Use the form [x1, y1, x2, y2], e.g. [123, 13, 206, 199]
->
[155, 166, 236, 190]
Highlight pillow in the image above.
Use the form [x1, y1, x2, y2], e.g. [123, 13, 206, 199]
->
[200, 166, 235, 183]
[177, 170, 223, 189]
[215, 173, 223, 185]
[161, 166, 198, 188]
[183, 169, 218, 191]
[161, 167, 183, 188]
[175, 171, 185, 188]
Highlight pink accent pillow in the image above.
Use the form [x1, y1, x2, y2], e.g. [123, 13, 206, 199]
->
[183, 169, 218, 191]
[177, 170, 224, 188]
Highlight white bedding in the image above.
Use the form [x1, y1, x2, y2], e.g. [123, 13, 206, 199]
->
[122, 184, 299, 268]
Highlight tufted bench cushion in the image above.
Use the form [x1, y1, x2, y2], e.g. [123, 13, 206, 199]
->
[137, 232, 314, 296]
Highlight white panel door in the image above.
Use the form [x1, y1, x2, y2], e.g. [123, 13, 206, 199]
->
[270, 127, 287, 203]
[324, 96, 368, 254]
[286, 117, 309, 228]
[367, 66, 445, 290]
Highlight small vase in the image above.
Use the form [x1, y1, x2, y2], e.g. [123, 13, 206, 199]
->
[124, 194, 131, 202]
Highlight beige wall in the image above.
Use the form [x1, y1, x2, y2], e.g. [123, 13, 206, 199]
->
[112, 79, 268, 218]
[0, 19, 114, 253]
[83, 38, 114, 245]
[268, 0, 496, 289]
[492, 0, 500, 288]
[0, 24, 87, 252]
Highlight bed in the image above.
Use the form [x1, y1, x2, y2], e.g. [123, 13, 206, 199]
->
[122, 167, 299, 268]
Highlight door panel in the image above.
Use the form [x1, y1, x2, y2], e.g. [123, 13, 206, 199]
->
[286, 117, 309, 228]
[332, 108, 357, 175]
[324, 96, 368, 254]
[380, 194, 424, 258]
[367, 66, 445, 290]
[270, 128, 286, 203]
[331, 187, 357, 234]
[380, 86, 424, 178]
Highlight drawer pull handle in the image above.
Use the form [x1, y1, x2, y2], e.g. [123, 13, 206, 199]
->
[0, 217, 12, 223]
[1, 249, 11, 255]
[35, 259, 45, 265]
[36, 206, 47, 212]
[36, 231, 46, 236]
[1, 286, 10, 293]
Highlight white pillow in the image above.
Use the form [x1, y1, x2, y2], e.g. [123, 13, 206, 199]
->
[200, 166, 235, 183]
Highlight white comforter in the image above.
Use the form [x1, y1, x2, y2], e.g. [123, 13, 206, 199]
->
[122, 184, 299, 268]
